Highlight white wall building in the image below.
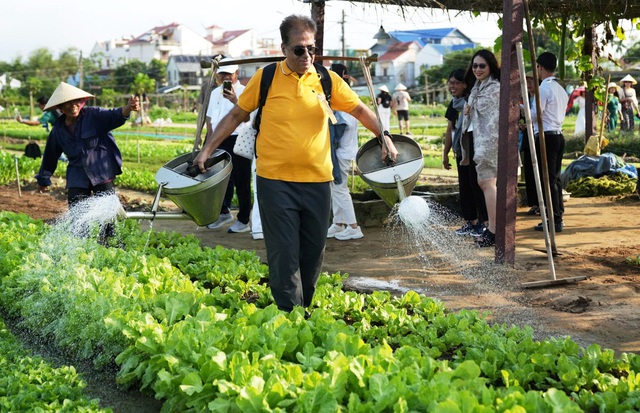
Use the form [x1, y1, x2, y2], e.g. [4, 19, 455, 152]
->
[90, 36, 132, 70]
[127, 23, 213, 64]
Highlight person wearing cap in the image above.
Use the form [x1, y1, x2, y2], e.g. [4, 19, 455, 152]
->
[16, 96, 60, 132]
[192, 14, 397, 313]
[326, 63, 364, 241]
[376, 85, 392, 132]
[619, 74, 639, 132]
[35, 82, 139, 213]
[529, 51, 568, 233]
[204, 57, 253, 234]
[392, 83, 412, 135]
[606, 82, 622, 133]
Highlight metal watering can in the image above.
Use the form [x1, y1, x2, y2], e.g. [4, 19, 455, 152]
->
[123, 149, 231, 226]
[356, 134, 424, 208]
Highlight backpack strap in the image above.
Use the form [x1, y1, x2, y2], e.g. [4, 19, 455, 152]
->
[253, 63, 277, 135]
[314, 63, 332, 107]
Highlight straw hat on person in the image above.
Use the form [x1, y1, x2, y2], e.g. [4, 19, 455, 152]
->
[395, 83, 407, 91]
[44, 82, 94, 111]
[608, 82, 619, 91]
[620, 74, 637, 85]
[379, 85, 390, 93]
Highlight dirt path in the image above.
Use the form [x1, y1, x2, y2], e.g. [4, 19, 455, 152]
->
[2, 183, 639, 356]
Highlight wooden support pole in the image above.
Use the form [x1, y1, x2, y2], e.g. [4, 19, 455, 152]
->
[310, 0, 326, 65]
[495, 0, 524, 265]
[583, 25, 597, 140]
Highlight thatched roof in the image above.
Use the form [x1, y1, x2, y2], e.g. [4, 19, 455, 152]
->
[347, 0, 640, 21]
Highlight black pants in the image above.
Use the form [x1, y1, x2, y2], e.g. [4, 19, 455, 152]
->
[218, 135, 253, 224]
[521, 131, 538, 207]
[456, 133, 487, 223]
[257, 177, 331, 312]
[67, 182, 116, 243]
[534, 132, 565, 222]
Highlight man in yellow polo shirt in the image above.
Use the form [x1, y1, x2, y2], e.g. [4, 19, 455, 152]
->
[194, 14, 398, 312]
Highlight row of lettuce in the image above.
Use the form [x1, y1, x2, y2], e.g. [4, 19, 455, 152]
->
[3, 147, 638, 198]
[1, 211, 640, 411]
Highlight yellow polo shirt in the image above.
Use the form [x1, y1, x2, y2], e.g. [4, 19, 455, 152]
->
[237, 61, 360, 182]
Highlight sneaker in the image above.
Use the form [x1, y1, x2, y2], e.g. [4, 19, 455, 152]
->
[252, 232, 264, 240]
[228, 220, 251, 233]
[207, 213, 233, 230]
[335, 226, 364, 240]
[534, 220, 564, 233]
[327, 224, 345, 238]
[475, 230, 495, 247]
[454, 221, 475, 236]
[526, 206, 540, 215]
[470, 223, 486, 237]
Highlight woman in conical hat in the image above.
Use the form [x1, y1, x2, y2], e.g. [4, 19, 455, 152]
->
[36, 82, 139, 242]
[619, 75, 639, 132]
[392, 83, 412, 134]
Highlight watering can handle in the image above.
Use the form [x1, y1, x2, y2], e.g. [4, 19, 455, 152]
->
[185, 151, 227, 177]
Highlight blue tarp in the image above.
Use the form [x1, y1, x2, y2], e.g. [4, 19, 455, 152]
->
[561, 153, 638, 188]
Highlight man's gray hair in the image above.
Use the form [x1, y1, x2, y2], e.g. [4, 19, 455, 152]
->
[280, 15, 316, 45]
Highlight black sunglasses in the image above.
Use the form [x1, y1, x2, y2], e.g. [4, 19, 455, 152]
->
[292, 45, 318, 56]
[472, 63, 487, 70]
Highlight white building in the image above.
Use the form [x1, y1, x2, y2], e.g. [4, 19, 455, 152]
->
[89, 36, 132, 69]
[0, 74, 21, 92]
[370, 27, 476, 90]
[127, 23, 213, 64]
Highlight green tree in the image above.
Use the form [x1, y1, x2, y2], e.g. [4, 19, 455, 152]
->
[147, 59, 167, 86]
[130, 73, 156, 125]
[99, 88, 118, 107]
[113, 60, 147, 92]
[420, 47, 479, 86]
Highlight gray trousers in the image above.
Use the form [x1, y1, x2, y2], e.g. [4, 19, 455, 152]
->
[256, 176, 331, 312]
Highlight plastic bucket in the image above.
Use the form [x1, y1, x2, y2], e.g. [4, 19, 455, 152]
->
[356, 134, 424, 208]
[155, 150, 232, 226]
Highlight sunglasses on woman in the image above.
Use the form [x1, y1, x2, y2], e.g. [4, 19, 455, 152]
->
[292, 45, 318, 56]
[472, 63, 487, 70]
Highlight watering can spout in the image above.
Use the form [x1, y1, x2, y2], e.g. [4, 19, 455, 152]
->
[394, 174, 406, 201]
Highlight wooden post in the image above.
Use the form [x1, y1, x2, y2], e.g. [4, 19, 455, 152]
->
[310, 0, 325, 65]
[29, 90, 34, 120]
[495, 0, 524, 265]
[583, 25, 597, 140]
[424, 74, 429, 105]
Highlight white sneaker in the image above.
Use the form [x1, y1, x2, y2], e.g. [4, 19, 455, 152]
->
[335, 226, 364, 240]
[206, 213, 233, 230]
[228, 220, 251, 233]
[327, 224, 345, 238]
[252, 232, 264, 240]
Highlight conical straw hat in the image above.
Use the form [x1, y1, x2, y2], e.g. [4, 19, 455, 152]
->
[395, 83, 407, 91]
[44, 82, 94, 111]
[619, 74, 637, 85]
[379, 85, 390, 93]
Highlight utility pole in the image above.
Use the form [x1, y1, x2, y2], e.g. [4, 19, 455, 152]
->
[341, 9, 346, 57]
[78, 51, 84, 89]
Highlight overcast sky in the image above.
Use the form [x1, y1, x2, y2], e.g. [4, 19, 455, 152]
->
[0, 0, 506, 63]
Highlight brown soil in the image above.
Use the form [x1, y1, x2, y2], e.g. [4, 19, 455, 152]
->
[1, 181, 640, 412]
